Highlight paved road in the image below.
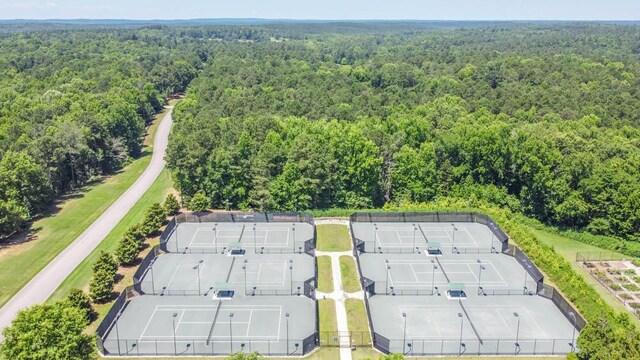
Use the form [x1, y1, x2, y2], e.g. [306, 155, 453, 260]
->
[0, 107, 174, 337]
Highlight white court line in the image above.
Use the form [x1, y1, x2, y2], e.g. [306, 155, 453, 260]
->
[246, 310, 254, 337]
[463, 227, 479, 247]
[429, 312, 442, 337]
[165, 263, 183, 289]
[174, 309, 186, 332]
[139, 305, 160, 342]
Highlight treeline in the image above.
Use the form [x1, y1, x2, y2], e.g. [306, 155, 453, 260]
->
[167, 24, 640, 241]
[0, 28, 199, 236]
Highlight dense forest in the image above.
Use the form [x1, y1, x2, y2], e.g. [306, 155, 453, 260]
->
[1, 23, 639, 243]
[166, 24, 640, 242]
[0, 28, 199, 235]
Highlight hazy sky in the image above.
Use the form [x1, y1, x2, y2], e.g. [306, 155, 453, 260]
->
[0, 0, 639, 20]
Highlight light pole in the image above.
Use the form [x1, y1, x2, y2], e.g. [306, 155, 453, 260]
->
[172, 313, 178, 355]
[451, 224, 456, 253]
[115, 311, 122, 355]
[289, 260, 294, 295]
[413, 224, 417, 253]
[385, 260, 390, 295]
[477, 260, 485, 295]
[149, 259, 156, 294]
[458, 312, 464, 355]
[213, 226, 217, 253]
[253, 224, 257, 253]
[514, 312, 520, 354]
[292, 225, 296, 253]
[402, 312, 407, 354]
[242, 260, 248, 295]
[523, 268, 528, 294]
[286, 313, 290, 354]
[491, 232, 496, 253]
[229, 313, 234, 353]
[193, 260, 203, 295]
[569, 312, 577, 352]
[431, 259, 437, 295]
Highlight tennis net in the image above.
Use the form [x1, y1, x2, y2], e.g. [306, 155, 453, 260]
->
[459, 300, 483, 345]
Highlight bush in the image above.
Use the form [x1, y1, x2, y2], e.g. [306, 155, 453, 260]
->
[141, 202, 166, 236]
[115, 233, 142, 265]
[64, 288, 94, 321]
[1, 301, 95, 360]
[189, 191, 210, 212]
[89, 251, 117, 303]
[93, 251, 117, 274]
[89, 269, 115, 303]
[164, 194, 180, 216]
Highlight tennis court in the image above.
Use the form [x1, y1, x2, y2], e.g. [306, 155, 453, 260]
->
[101, 296, 316, 356]
[137, 253, 315, 296]
[369, 295, 576, 355]
[359, 253, 537, 296]
[164, 222, 314, 254]
[353, 222, 500, 254]
[353, 219, 580, 356]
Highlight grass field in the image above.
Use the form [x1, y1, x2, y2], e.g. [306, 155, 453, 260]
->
[49, 169, 173, 300]
[0, 105, 173, 308]
[317, 256, 334, 293]
[340, 256, 360, 293]
[345, 298, 370, 346]
[528, 226, 640, 326]
[316, 224, 351, 252]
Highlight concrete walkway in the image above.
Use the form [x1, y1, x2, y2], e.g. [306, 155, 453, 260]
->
[315, 220, 366, 360]
[0, 106, 174, 337]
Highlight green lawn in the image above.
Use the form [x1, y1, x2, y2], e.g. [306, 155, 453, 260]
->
[340, 256, 361, 293]
[317, 256, 334, 293]
[319, 299, 338, 333]
[528, 226, 640, 326]
[49, 169, 173, 300]
[0, 104, 173, 308]
[0, 156, 152, 307]
[345, 299, 370, 346]
[316, 224, 351, 252]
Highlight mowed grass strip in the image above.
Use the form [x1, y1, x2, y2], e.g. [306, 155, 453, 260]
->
[317, 256, 334, 293]
[316, 224, 351, 252]
[0, 155, 151, 307]
[340, 256, 360, 293]
[319, 299, 338, 333]
[345, 298, 371, 346]
[49, 169, 173, 301]
[528, 226, 640, 326]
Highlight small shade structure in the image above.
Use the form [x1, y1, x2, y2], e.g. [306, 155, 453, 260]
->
[427, 242, 442, 255]
[448, 283, 466, 299]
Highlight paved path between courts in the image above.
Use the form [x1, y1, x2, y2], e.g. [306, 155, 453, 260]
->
[315, 219, 369, 360]
[0, 106, 174, 338]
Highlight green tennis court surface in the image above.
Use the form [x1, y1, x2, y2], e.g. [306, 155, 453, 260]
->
[164, 222, 314, 254]
[354, 220, 579, 356]
[102, 296, 315, 356]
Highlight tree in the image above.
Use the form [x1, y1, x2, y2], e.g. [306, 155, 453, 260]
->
[0, 199, 29, 236]
[1, 301, 95, 360]
[0, 151, 52, 218]
[89, 269, 115, 303]
[141, 202, 166, 236]
[89, 251, 117, 303]
[164, 194, 180, 216]
[64, 288, 94, 321]
[189, 191, 210, 212]
[115, 233, 142, 266]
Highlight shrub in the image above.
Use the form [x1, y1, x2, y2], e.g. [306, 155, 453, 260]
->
[115, 233, 142, 265]
[623, 284, 640, 292]
[164, 194, 180, 216]
[64, 288, 94, 321]
[189, 191, 210, 212]
[141, 202, 166, 236]
[625, 269, 637, 276]
[610, 284, 622, 291]
[89, 269, 115, 303]
[92, 251, 117, 274]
